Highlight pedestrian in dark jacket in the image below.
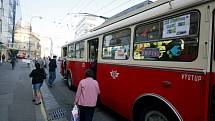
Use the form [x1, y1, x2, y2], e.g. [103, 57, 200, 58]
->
[11, 55, 16, 70]
[29, 63, 46, 105]
[48, 55, 57, 87]
[2, 54, 5, 63]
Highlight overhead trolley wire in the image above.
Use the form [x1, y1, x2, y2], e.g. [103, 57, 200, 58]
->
[78, 0, 96, 13]
[91, 0, 116, 15]
[100, 0, 132, 15]
[55, 0, 84, 29]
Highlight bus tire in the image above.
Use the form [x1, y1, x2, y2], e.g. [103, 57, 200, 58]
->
[67, 72, 73, 90]
[138, 105, 178, 121]
[133, 96, 180, 121]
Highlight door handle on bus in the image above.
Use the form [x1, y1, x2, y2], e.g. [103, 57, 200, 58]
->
[162, 81, 172, 88]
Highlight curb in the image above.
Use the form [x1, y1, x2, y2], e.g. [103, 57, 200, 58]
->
[31, 60, 67, 121]
[41, 82, 67, 121]
[30, 61, 49, 121]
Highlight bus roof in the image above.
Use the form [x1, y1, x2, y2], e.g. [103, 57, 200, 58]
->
[66, 0, 211, 45]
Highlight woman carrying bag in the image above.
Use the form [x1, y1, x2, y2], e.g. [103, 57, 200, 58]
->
[74, 69, 100, 121]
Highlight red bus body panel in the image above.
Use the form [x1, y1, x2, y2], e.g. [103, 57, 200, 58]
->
[97, 63, 208, 121]
[66, 61, 91, 87]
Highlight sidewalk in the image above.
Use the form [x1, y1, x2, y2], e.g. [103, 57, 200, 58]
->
[0, 61, 47, 121]
[30, 61, 68, 121]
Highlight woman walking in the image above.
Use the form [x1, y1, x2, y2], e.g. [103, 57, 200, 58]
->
[29, 63, 46, 105]
[74, 69, 100, 121]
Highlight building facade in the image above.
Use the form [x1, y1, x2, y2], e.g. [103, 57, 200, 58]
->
[74, 16, 105, 38]
[14, 24, 41, 59]
[0, 0, 21, 60]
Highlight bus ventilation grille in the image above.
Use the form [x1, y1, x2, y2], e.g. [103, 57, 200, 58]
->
[210, 86, 215, 121]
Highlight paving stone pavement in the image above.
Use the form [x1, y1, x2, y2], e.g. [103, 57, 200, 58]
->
[0, 61, 47, 121]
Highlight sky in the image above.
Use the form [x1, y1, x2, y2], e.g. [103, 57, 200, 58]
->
[20, 0, 157, 57]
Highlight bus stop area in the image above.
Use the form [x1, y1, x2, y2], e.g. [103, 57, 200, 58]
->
[0, 61, 67, 121]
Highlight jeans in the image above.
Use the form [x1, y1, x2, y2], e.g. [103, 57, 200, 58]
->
[11, 62, 15, 70]
[33, 82, 43, 90]
[48, 71, 56, 85]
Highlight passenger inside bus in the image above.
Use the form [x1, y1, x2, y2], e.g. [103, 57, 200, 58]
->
[160, 39, 182, 61]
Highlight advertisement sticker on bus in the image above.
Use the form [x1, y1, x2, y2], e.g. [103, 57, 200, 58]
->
[141, 48, 160, 58]
[163, 14, 190, 38]
[115, 49, 126, 59]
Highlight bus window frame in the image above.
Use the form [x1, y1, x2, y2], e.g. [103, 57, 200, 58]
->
[68, 43, 75, 58]
[62, 46, 67, 58]
[75, 41, 85, 59]
[102, 28, 131, 60]
[88, 38, 99, 60]
[213, 10, 215, 61]
[133, 10, 200, 62]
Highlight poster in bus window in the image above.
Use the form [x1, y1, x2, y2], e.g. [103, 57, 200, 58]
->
[162, 14, 190, 38]
[141, 48, 160, 58]
[115, 49, 126, 59]
[103, 48, 111, 58]
[104, 35, 112, 46]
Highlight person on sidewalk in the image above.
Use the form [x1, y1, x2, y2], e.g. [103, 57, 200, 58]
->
[48, 55, 57, 87]
[11, 55, 16, 70]
[74, 69, 100, 121]
[29, 62, 46, 105]
[0, 54, 2, 64]
[26, 55, 31, 68]
[2, 54, 5, 63]
[36, 57, 45, 68]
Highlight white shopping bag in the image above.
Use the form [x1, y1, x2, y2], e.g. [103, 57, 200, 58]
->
[71, 105, 79, 121]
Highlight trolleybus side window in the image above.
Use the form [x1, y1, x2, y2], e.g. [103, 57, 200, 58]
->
[75, 41, 84, 59]
[134, 12, 199, 62]
[89, 39, 98, 60]
[102, 29, 131, 60]
[68, 43, 75, 58]
[62, 46, 67, 58]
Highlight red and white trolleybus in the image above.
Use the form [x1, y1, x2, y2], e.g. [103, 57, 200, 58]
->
[60, 0, 215, 120]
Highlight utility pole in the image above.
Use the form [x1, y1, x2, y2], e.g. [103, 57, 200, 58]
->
[12, 0, 16, 43]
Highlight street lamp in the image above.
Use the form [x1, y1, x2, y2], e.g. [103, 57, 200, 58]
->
[28, 16, 42, 58]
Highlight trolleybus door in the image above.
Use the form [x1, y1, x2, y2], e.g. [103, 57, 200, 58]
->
[211, 10, 215, 90]
[212, 10, 215, 91]
[209, 9, 215, 121]
[87, 38, 98, 78]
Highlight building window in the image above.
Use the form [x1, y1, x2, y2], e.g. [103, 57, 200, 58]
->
[0, 0, 3, 9]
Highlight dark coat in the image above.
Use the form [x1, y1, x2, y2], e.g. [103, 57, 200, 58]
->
[29, 68, 46, 84]
[49, 59, 57, 72]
